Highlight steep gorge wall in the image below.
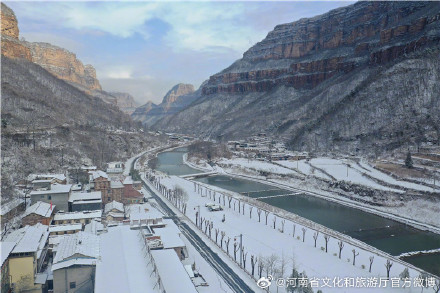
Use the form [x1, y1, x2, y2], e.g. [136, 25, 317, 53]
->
[202, 1, 440, 95]
[1, 3, 101, 92]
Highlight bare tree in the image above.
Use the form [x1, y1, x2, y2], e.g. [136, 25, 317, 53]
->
[313, 231, 319, 247]
[243, 251, 248, 270]
[324, 235, 330, 252]
[234, 242, 239, 262]
[385, 260, 393, 279]
[249, 206, 253, 219]
[264, 254, 279, 277]
[257, 208, 262, 222]
[238, 200, 241, 213]
[352, 249, 359, 266]
[215, 228, 219, 244]
[225, 237, 230, 255]
[279, 252, 288, 286]
[369, 256, 374, 273]
[293, 224, 296, 238]
[273, 216, 277, 229]
[223, 194, 226, 206]
[208, 221, 213, 238]
[228, 196, 232, 208]
[251, 255, 257, 276]
[338, 241, 344, 259]
[264, 210, 269, 225]
[302, 227, 307, 242]
[280, 219, 285, 233]
[258, 256, 264, 278]
[233, 201, 236, 211]
[242, 202, 245, 215]
[220, 231, 225, 249]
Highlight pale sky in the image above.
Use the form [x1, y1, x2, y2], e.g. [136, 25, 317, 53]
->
[7, 1, 353, 105]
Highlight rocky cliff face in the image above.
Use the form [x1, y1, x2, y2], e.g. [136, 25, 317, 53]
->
[1, 3, 32, 61]
[202, 1, 440, 95]
[1, 3, 19, 38]
[132, 83, 198, 126]
[110, 92, 140, 114]
[27, 42, 102, 91]
[157, 1, 440, 155]
[1, 3, 102, 92]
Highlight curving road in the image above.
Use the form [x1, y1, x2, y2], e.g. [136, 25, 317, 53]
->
[133, 157, 254, 293]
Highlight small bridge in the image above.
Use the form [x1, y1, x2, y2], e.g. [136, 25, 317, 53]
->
[181, 171, 218, 179]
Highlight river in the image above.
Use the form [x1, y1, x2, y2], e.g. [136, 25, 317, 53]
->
[156, 148, 440, 276]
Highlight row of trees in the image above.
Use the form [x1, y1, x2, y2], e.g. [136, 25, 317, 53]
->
[147, 171, 439, 292]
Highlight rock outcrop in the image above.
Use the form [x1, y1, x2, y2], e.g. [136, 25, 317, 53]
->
[202, 1, 440, 95]
[132, 83, 198, 126]
[1, 3, 102, 92]
[1, 3, 19, 38]
[156, 1, 440, 155]
[109, 92, 139, 114]
[1, 3, 32, 61]
[28, 42, 102, 91]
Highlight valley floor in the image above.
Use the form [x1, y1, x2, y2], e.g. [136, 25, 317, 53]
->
[186, 156, 440, 230]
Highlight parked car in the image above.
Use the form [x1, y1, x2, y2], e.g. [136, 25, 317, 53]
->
[205, 202, 216, 208]
[208, 205, 223, 212]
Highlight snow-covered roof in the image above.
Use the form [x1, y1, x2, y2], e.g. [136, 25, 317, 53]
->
[95, 225, 156, 293]
[4, 223, 49, 254]
[35, 273, 48, 284]
[153, 226, 185, 249]
[110, 181, 124, 188]
[69, 191, 102, 202]
[90, 171, 109, 181]
[32, 179, 52, 183]
[49, 224, 82, 233]
[1, 242, 16, 266]
[0, 197, 24, 216]
[126, 203, 163, 221]
[24, 201, 54, 218]
[84, 220, 104, 235]
[105, 201, 124, 213]
[151, 250, 198, 293]
[28, 173, 66, 182]
[53, 231, 100, 268]
[30, 184, 72, 195]
[81, 166, 97, 171]
[123, 176, 133, 185]
[54, 210, 102, 221]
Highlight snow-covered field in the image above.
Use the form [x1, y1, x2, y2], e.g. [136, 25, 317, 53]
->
[147, 173, 437, 293]
[215, 157, 440, 228]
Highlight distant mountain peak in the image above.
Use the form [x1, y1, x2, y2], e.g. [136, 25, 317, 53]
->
[162, 83, 195, 109]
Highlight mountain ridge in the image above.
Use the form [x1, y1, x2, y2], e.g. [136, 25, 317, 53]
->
[155, 1, 440, 155]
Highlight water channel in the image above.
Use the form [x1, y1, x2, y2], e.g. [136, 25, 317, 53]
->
[156, 148, 440, 276]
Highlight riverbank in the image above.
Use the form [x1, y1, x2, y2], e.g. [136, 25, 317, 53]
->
[186, 156, 440, 234]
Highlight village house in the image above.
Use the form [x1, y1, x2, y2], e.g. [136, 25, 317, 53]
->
[110, 180, 124, 202]
[30, 184, 72, 212]
[68, 191, 102, 212]
[152, 219, 187, 260]
[3, 223, 50, 293]
[22, 201, 56, 226]
[123, 176, 143, 204]
[1, 197, 25, 232]
[53, 210, 102, 227]
[104, 201, 125, 222]
[126, 203, 163, 227]
[49, 224, 82, 236]
[106, 161, 124, 174]
[150, 249, 198, 293]
[89, 171, 112, 204]
[28, 174, 67, 185]
[84, 219, 105, 235]
[52, 232, 99, 293]
[1, 242, 16, 293]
